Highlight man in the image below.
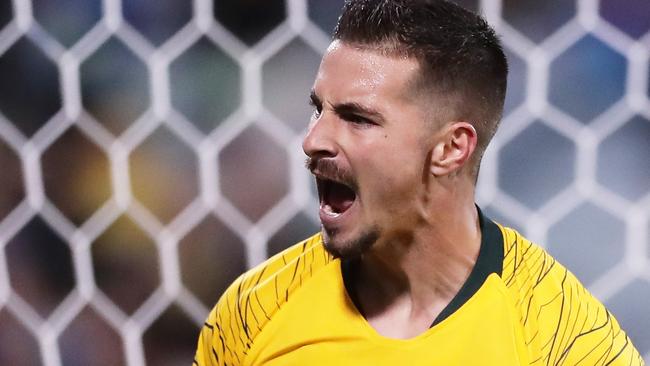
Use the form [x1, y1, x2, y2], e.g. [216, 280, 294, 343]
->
[194, 0, 643, 364]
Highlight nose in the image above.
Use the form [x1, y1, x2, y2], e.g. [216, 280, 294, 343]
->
[302, 113, 338, 159]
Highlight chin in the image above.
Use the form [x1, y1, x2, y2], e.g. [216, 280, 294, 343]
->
[321, 226, 380, 259]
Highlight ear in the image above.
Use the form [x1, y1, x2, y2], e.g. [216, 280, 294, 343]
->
[430, 122, 478, 177]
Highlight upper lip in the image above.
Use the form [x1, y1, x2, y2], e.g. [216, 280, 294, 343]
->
[312, 171, 346, 186]
[312, 169, 356, 191]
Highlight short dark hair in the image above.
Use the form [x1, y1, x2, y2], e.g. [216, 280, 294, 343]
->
[334, 0, 508, 180]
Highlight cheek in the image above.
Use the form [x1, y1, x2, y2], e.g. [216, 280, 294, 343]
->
[353, 130, 428, 204]
[361, 150, 424, 205]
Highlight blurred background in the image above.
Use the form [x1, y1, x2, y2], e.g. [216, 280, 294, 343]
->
[0, 0, 649, 365]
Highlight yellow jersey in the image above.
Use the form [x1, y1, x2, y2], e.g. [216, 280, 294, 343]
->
[194, 210, 643, 365]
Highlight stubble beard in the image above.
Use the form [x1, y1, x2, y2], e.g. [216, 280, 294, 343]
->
[321, 225, 380, 259]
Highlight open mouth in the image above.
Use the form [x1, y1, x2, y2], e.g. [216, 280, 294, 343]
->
[316, 177, 357, 216]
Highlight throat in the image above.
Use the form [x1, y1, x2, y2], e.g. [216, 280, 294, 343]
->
[324, 181, 356, 213]
[366, 306, 444, 339]
[341, 250, 465, 339]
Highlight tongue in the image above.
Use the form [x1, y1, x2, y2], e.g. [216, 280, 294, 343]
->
[327, 181, 356, 213]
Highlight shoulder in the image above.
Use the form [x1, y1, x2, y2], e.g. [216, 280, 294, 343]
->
[497, 225, 644, 365]
[499, 224, 594, 314]
[194, 233, 334, 366]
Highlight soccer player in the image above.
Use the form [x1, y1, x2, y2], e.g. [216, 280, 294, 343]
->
[194, 0, 644, 364]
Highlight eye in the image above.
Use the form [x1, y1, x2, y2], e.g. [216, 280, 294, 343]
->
[341, 113, 375, 127]
[308, 98, 322, 118]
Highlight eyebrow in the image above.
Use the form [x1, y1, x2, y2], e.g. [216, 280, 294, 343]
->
[310, 90, 386, 124]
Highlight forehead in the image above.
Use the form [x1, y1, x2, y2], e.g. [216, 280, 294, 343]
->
[313, 41, 420, 103]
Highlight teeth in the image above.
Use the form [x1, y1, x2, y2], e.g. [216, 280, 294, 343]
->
[321, 203, 341, 217]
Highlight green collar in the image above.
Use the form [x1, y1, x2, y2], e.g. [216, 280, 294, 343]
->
[340, 205, 504, 328]
[431, 206, 503, 326]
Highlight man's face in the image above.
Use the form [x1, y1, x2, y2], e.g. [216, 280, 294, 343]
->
[303, 41, 438, 258]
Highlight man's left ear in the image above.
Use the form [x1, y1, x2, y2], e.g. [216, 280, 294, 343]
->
[430, 122, 478, 177]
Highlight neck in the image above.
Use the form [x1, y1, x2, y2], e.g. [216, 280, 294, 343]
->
[347, 181, 481, 338]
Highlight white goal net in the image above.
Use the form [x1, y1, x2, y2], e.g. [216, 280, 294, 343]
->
[0, 0, 648, 365]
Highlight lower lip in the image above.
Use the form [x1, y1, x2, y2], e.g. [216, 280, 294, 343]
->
[319, 198, 359, 229]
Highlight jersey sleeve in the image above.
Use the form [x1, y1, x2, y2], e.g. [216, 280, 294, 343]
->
[194, 306, 220, 366]
[193, 234, 330, 366]
[194, 275, 248, 366]
[500, 226, 645, 365]
[553, 273, 644, 366]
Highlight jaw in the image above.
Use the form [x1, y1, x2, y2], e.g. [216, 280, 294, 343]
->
[321, 219, 380, 259]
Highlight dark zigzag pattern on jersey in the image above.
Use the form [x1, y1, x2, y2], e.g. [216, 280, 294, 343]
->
[198, 235, 332, 366]
[500, 227, 641, 365]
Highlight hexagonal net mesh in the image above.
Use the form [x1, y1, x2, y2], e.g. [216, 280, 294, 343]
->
[0, 0, 649, 364]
